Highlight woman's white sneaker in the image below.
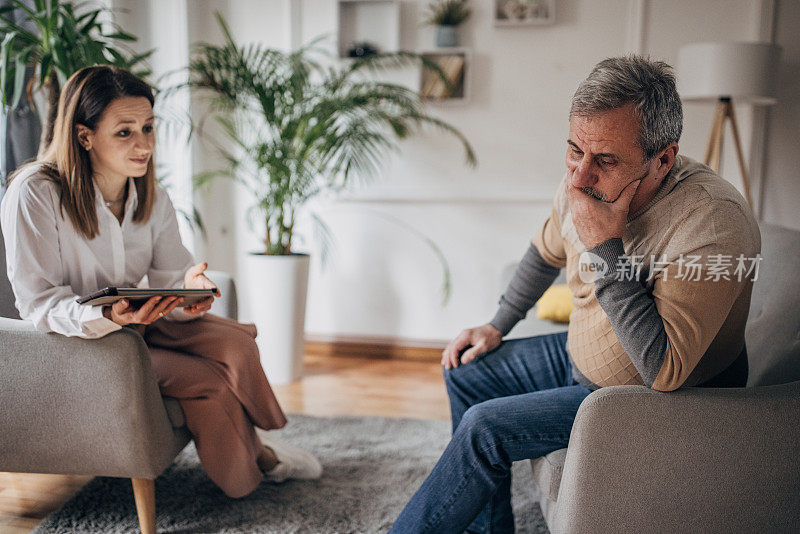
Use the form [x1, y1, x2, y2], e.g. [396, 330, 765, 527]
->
[260, 434, 322, 483]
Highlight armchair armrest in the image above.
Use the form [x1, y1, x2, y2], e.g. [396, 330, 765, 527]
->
[0, 318, 189, 479]
[552, 382, 800, 534]
[207, 269, 238, 320]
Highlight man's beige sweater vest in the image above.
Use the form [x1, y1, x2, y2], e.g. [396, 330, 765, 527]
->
[533, 155, 761, 391]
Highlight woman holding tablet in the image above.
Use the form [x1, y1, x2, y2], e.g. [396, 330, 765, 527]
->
[0, 65, 321, 498]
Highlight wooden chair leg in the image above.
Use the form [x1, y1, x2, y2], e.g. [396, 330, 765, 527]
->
[131, 478, 156, 534]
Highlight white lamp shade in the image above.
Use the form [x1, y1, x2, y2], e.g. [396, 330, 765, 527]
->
[677, 42, 781, 104]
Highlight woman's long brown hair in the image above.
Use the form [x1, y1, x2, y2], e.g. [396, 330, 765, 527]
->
[9, 65, 156, 239]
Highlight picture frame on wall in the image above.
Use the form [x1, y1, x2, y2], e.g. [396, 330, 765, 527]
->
[494, 0, 555, 26]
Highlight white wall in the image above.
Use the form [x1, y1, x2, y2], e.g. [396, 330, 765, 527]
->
[297, 0, 632, 342]
[761, 0, 800, 230]
[114, 0, 796, 343]
[112, 0, 194, 248]
[288, 0, 775, 343]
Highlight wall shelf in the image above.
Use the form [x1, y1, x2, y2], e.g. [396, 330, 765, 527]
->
[337, 0, 400, 59]
[418, 48, 471, 105]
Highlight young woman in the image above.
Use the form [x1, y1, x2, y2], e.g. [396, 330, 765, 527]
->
[0, 65, 321, 498]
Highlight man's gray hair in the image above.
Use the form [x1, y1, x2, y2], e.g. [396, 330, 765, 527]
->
[570, 55, 683, 161]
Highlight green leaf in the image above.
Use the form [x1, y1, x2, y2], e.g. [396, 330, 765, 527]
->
[193, 169, 230, 189]
[86, 39, 106, 64]
[9, 0, 37, 21]
[58, 20, 77, 48]
[0, 29, 17, 60]
[48, 0, 58, 30]
[11, 46, 32, 109]
[131, 67, 152, 81]
[51, 40, 67, 69]
[105, 47, 126, 66]
[128, 50, 154, 66]
[0, 40, 12, 108]
[38, 50, 52, 86]
[59, 4, 76, 26]
[214, 11, 236, 47]
[105, 31, 136, 41]
[0, 13, 40, 45]
[78, 10, 99, 33]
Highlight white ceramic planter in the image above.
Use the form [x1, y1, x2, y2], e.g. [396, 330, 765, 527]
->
[243, 253, 310, 385]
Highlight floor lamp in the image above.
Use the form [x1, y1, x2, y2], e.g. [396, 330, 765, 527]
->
[677, 42, 781, 211]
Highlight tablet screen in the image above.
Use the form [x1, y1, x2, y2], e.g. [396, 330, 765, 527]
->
[77, 287, 216, 307]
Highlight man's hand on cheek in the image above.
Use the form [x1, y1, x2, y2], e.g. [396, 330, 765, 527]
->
[565, 178, 640, 249]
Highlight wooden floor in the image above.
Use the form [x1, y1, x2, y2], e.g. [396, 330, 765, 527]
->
[0, 353, 449, 533]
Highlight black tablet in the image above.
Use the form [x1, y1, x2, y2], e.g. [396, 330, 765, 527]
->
[76, 287, 216, 307]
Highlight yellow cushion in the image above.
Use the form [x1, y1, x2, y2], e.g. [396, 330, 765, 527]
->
[536, 284, 572, 323]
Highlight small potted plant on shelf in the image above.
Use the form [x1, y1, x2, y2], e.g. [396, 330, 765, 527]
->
[425, 0, 472, 48]
[173, 14, 476, 384]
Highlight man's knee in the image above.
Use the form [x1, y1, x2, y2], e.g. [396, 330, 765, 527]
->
[455, 403, 510, 467]
[459, 403, 501, 446]
[442, 359, 478, 392]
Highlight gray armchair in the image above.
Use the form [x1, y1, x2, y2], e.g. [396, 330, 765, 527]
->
[0, 221, 238, 534]
[530, 223, 800, 533]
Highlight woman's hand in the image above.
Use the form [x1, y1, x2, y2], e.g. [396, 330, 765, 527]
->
[183, 262, 220, 315]
[103, 296, 183, 326]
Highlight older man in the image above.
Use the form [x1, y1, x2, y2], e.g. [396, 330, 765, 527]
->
[390, 55, 760, 533]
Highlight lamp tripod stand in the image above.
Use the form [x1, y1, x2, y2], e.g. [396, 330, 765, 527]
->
[703, 96, 754, 210]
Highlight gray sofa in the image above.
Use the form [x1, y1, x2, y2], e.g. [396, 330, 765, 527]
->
[0, 218, 238, 534]
[530, 222, 800, 533]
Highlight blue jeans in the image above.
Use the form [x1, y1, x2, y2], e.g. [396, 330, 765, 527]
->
[390, 331, 592, 534]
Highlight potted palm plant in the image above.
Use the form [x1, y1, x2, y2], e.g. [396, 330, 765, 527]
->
[425, 0, 472, 48]
[0, 0, 151, 155]
[178, 14, 476, 384]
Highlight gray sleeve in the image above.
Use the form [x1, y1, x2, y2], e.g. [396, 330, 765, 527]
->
[490, 244, 561, 336]
[589, 238, 667, 386]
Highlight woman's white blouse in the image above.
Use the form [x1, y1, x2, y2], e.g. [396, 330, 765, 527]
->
[1, 166, 197, 338]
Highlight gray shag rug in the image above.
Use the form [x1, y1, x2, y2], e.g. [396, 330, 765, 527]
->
[33, 414, 549, 533]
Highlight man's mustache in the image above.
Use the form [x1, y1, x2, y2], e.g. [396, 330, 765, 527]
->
[576, 176, 645, 204]
[577, 186, 607, 202]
